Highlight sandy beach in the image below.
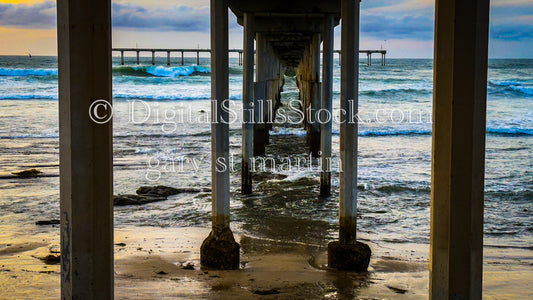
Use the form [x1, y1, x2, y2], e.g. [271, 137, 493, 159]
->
[1, 225, 531, 299]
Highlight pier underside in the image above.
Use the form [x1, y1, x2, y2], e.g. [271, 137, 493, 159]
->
[231, 2, 341, 158]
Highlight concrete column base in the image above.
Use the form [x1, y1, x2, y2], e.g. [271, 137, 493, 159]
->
[200, 227, 240, 270]
[327, 241, 371, 272]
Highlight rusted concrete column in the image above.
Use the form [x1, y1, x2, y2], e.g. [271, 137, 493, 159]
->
[201, 0, 239, 270]
[57, 0, 114, 297]
[328, 0, 371, 272]
[241, 13, 254, 194]
[296, 33, 321, 157]
[254, 33, 283, 156]
[430, 0, 489, 299]
[254, 33, 268, 156]
[320, 14, 334, 196]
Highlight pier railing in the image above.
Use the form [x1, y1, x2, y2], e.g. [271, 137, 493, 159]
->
[111, 48, 387, 66]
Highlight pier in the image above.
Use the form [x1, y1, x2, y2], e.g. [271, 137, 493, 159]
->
[111, 48, 387, 66]
[56, 0, 490, 298]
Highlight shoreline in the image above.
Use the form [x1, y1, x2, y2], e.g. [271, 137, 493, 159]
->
[1, 225, 531, 299]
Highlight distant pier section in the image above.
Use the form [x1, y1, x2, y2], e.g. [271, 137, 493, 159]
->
[111, 48, 387, 66]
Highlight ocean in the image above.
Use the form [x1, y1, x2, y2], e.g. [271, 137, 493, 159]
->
[0, 55, 531, 250]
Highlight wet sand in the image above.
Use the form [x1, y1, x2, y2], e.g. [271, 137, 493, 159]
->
[0, 225, 532, 299]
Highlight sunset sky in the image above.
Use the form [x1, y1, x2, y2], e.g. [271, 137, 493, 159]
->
[0, 0, 531, 57]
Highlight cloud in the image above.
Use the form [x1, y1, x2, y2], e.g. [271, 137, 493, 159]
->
[0, 0, 531, 43]
[0, 1, 56, 28]
[491, 24, 533, 40]
[112, 3, 210, 32]
[360, 13, 434, 41]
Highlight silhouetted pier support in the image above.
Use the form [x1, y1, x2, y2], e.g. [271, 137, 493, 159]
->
[430, 0, 489, 299]
[166, 51, 171, 66]
[254, 33, 284, 156]
[238, 51, 243, 66]
[328, 0, 371, 272]
[120, 50, 124, 65]
[136, 50, 140, 65]
[241, 12, 254, 195]
[297, 33, 322, 156]
[200, 0, 240, 270]
[57, 0, 114, 297]
[320, 14, 334, 196]
[151, 51, 155, 65]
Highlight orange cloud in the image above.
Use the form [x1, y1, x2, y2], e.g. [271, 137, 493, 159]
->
[0, 26, 56, 55]
[0, 0, 48, 4]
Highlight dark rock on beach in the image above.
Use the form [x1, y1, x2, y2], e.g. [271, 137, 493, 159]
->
[136, 185, 203, 197]
[114, 185, 205, 206]
[252, 173, 288, 181]
[11, 168, 43, 178]
[113, 194, 167, 206]
[39, 254, 60, 265]
[35, 220, 60, 226]
[386, 285, 408, 294]
[253, 289, 281, 295]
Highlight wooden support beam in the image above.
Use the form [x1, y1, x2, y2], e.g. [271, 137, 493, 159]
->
[136, 51, 140, 65]
[57, 0, 114, 297]
[120, 50, 124, 65]
[430, 0, 489, 298]
[152, 51, 155, 65]
[167, 51, 171, 66]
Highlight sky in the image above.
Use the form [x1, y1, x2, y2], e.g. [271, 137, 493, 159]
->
[0, 0, 531, 58]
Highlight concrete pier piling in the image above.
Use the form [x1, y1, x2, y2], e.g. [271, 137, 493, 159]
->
[297, 33, 322, 156]
[254, 33, 284, 156]
[57, 0, 114, 297]
[200, 0, 240, 270]
[327, 0, 371, 272]
[320, 14, 334, 196]
[241, 12, 255, 195]
[430, 0, 489, 298]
